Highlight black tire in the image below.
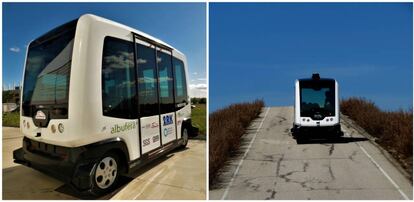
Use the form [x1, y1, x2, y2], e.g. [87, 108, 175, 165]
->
[291, 131, 298, 139]
[180, 127, 189, 149]
[296, 136, 307, 144]
[331, 128, 344, 138]
[89, 152, 120, 195]
[337, 130, 344, 137]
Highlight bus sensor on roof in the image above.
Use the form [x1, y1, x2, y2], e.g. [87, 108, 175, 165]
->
[312, 73, 320, 80]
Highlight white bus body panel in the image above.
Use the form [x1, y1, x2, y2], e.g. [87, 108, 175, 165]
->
[160, 113, 177, 145]
[20, 14, 190, 161]
[140, 116, 161, 154]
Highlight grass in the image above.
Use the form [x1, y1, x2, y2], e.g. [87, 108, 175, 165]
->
[209, 99, 265, 185]
[341, 97, 412, 178]
[191, 103, 206, 138]
[3, 111, 20, 127]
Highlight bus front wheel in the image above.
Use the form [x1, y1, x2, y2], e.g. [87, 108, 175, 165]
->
[90, 152, 120, 195]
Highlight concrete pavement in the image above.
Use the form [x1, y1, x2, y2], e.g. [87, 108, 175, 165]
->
[210, 106, 412, 200]
[2, 127, 206, 200]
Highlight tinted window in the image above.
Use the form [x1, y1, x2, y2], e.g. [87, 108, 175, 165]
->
[173, 57, 188, 106]
[102, 37, 137, 119]
[300, 80, 335, 117]
[22, 20, 77, 118]
[137, 44, 159, 117]
[157, 51, 174, 114]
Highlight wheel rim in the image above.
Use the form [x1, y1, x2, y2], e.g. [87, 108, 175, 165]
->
[95, 156, 117, 189]
[182, 128, 188, 145]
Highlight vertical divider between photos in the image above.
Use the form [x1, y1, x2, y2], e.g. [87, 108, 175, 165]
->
[205, 2, 210, 196]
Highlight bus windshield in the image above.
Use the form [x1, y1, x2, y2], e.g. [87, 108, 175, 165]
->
[300, 80, 335, 118]
[22, 20, 77, 118]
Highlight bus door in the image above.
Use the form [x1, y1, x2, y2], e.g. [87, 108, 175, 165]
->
[157, 47, 177, 145]
[135, 40, 161, 154]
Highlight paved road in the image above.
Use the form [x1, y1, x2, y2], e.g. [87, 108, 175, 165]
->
[210, 106, 412, 200]
[2, 127, 206, 200]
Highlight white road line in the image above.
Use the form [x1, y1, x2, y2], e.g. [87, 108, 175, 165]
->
[344, 125, 410, 200]
[356, 142, 410, 200]
[220, 107, 270, 200]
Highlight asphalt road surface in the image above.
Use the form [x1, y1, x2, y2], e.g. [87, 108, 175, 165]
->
[210, 106, 412, 200]
[2, 127, 206, 200]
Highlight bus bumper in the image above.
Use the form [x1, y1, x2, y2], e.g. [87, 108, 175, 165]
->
[13, 137, 97, 191]
[291, 123, 343, 138]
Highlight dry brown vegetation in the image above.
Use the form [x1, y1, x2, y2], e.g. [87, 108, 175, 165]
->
[209, 99, 265, 184]
[341, 97, 413, 177]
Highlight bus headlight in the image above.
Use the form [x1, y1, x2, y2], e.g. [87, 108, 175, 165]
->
[58, 123, 64, 133]
[27, 122, 30, 129]
[330, 118, 333, 121]
[51, 124, 56, 133]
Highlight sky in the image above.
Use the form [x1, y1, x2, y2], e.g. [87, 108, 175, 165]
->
[210, 3, 413, 112]
[3, 2, 206, 97]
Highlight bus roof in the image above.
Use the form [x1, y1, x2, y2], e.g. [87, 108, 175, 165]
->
[27, 14, 186, 58]
[79, 14, 183, 55]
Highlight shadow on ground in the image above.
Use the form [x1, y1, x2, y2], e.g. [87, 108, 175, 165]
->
[296, 136, 369, 144]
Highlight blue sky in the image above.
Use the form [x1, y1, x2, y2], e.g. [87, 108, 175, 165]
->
[210, 3, 412, 112]
[3, 2, 206, 97]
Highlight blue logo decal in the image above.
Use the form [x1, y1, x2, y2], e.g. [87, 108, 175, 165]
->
[163, 115, 173, 126]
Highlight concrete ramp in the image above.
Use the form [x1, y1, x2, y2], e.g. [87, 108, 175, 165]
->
[210, 106, 412, 200]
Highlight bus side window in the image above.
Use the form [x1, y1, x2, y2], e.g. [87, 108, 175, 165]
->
[173, 58, 188, 107]
[157, 51, 175, 114]
[101, 37, 137, 119]
[136, 44, 159, 117]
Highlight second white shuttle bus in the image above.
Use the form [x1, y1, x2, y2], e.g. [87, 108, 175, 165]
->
[13, 14, 194, 195]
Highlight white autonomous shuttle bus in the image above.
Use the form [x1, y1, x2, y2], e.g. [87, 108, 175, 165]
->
[13, 14, 194, 194]
[291, 73, 343, 142]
